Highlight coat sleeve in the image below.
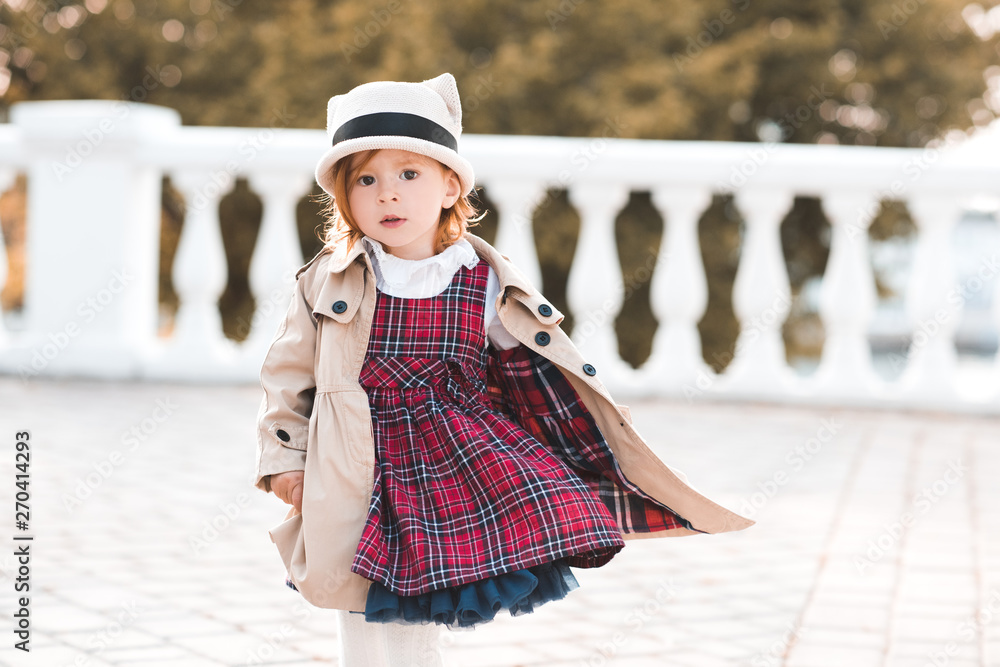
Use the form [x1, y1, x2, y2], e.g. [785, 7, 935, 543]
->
[254, 275, 317, 493]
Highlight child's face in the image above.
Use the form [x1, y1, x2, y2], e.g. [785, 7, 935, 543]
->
[346, 149, 461, 261]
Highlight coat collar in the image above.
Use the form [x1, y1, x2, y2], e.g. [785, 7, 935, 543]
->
[316, 233, 536, 296]
[464, 234, 536, 295]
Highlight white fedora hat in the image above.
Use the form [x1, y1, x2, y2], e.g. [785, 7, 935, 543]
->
[314, 73, 476, 198]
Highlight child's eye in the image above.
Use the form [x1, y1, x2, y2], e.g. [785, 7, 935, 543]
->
[358, 175, 375, 186]
[401, 170, 418, 180]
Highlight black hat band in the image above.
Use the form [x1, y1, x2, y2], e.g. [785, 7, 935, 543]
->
[332, 112, 458, 152]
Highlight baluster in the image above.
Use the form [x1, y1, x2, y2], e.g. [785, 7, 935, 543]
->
[486, 180, 546, 289]
[719, 189, 797, 397]
[643, 186, 713, 394]
[152, 170, 235, 378]
[813, 192, 882, 398]
[244, 173, 310, 366]
[899, 195, 962, 400]
[0, 170, 14, 347]
[566, 183, 631, 387]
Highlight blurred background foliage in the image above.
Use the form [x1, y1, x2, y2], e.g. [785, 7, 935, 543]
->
[1, 0, 998, 368]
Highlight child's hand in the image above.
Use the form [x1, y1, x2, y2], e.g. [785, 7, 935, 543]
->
[270, 471, 304, 512]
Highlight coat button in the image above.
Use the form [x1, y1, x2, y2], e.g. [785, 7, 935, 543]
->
[582, 363, 597, 376]
[276, 429, 291, 442]
[538, 303, 552, 317]
[534, 331, 550, 346]
[332, 300, 348, 314]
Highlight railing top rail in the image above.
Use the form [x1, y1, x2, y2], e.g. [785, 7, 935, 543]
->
[142, 129, 1000, 196]
[1, 98, 997, 196]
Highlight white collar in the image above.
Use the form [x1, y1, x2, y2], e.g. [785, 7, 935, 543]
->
[361, 236, 480, 298]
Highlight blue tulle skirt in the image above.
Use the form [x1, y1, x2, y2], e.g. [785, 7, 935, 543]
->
[363, 559, 579, 629]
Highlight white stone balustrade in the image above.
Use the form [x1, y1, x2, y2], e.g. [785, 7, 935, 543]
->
[567, 183, 631, 385]
[814, 192, 883, 399]
[8, 102, 172, 379]
[486, 180, 546, 290]
[0, 101, 998, 413]
[147, 168, 237, 380]
[244, 172, 311, 361]
[722, 188, 797, 398]
[900, 195, 965, 399]
[643, 186, 713, 392]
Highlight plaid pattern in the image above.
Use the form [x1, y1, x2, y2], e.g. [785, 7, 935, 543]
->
[352, 261, 624, 596]
[486, 346, 693, 535]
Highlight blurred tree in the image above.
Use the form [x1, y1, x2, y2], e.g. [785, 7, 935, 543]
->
[1, 0, 997, 359]
[5, 0, 995, 142]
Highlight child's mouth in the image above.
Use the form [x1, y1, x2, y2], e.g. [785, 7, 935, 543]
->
[380, 216, 405, 228]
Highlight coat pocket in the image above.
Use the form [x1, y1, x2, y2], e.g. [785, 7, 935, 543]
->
[318, 390, 376, 470]
[268, 507, 303, 574]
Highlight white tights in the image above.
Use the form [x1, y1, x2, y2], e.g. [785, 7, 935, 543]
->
[336, 610, 445, 667]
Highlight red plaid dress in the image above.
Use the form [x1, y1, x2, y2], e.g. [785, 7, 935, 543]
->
[351, 260, 625, 596]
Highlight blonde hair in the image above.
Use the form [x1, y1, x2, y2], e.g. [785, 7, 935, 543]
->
[318, 149, 482, 253]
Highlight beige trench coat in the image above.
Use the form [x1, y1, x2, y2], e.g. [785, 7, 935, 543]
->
[253, 233, 754, 612]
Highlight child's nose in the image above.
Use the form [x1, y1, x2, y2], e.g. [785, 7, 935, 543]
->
[377, 184, 398, 202]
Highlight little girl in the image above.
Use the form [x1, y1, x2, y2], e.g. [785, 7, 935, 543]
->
[254, 73, 753, 666]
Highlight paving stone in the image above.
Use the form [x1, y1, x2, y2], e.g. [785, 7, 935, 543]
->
[107, 659, 227, 667]
[97, 644, 198, 663]
[794, 626, 886, 649]
[130, 614, 241, 639]
[58, 624, 162, 652]
[785, 643, 886, 667]
[888, 636, 977, 660]
[800, 604, 891, 632]
[887, 658, 980, 667]
[891, 615, 975, 642]
[0, 645, 107, 667]
[169, 632, 309, 664]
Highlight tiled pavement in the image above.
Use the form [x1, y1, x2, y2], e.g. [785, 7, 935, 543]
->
[0, 377, 997, 667]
